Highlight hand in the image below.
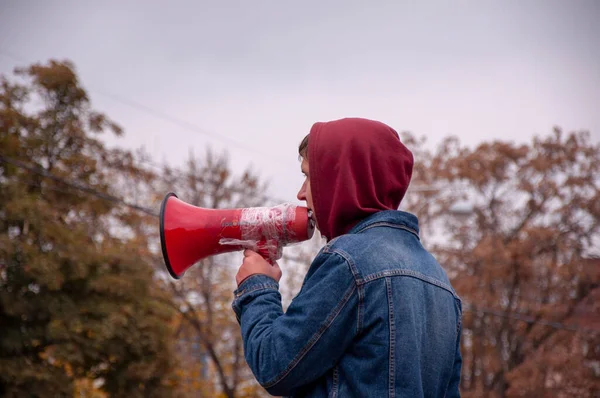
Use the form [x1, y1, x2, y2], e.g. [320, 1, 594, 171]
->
[236, 249, 282, 286]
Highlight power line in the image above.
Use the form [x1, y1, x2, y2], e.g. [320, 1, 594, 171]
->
[462, 304, 598, 334]
[0, 155, 158, 217]
[0, 48, 294, 169]
[129, 157, 290, 204]
[89, 91, 462, 198]
[93, 90, 294, 167]
[2, 48, 463, 200]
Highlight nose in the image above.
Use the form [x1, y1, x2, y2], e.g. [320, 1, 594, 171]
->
[297, 181, 306, 201]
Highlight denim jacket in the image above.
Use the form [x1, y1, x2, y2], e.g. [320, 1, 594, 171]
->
[232, 210, 462, 397]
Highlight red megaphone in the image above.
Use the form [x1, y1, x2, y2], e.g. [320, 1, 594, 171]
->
[159, 192, 315, 279]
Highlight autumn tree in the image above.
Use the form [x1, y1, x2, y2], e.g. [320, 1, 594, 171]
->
[154, 150, 273, 398]
[0, 60, 179, 397]
[403, 128, 600, 397]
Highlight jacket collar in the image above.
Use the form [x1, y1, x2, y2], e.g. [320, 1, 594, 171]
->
[348, 210, 420, 237]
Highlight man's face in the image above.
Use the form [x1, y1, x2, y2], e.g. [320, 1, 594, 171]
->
[296, 158, 316, 226]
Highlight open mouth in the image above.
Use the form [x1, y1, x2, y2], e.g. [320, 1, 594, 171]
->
[307, 209, 316, 230]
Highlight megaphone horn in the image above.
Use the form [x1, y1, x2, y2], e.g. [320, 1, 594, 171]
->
[159, 192, 315, 279]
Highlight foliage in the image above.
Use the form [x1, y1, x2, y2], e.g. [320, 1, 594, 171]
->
[0, 60, 179, 397]
[403, 128, 600, 397]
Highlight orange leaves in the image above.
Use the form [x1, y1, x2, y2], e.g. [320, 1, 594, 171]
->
[15, 60, 89, 106]
[407, 126, 600, 396]
[1, 60, 180, 397]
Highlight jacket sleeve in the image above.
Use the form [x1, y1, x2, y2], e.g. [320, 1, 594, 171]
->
[232, 251, 358, 396]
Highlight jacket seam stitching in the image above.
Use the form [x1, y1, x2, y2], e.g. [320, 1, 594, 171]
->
[332, 366, 339, 398]
[234, 283, 278, 298]
[362, 269, 459, 299]
[326, 247, 363, 283]
[455, 298, 463, 337]
[386, 277, 395, 398]
[357, 284, 364, 335]
[357, 222, 420, 240]
[262, 283, 357, 388]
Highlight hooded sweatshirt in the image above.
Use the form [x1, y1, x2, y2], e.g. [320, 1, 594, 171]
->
[308, 118, 414, 240]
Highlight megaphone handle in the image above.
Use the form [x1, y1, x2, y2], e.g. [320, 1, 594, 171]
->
[256, 238, 278, 265]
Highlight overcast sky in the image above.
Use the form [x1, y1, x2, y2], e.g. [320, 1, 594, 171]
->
[1, 0, 599, 206]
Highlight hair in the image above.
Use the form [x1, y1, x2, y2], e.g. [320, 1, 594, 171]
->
[298, 134, 309, 160]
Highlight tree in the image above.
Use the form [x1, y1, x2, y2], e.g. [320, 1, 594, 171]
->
[0, 60, 179, 397]
[403, 128, 600, 397]
[155, 149, 272, 397]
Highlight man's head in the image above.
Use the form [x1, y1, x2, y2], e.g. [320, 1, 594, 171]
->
[295, 118, 413, 240]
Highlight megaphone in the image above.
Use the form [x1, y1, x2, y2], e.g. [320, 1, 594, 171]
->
[159, 192, 315, 279]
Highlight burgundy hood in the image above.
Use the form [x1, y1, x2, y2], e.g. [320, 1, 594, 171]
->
[308, 118, 413, 240]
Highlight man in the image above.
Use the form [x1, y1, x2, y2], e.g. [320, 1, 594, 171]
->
[233, 118, 462, 397]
